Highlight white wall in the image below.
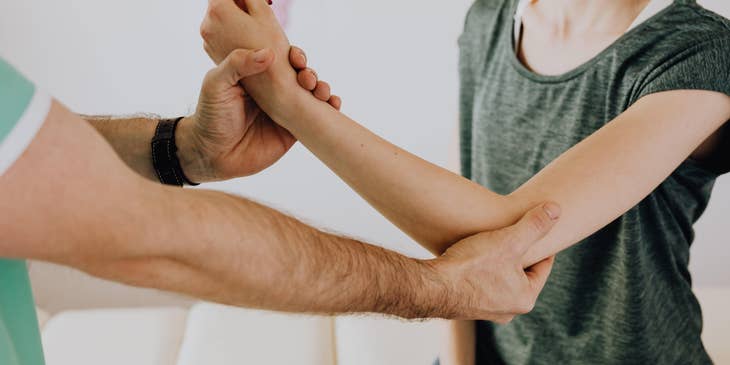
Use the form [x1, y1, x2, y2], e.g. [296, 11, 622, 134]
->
[0, 0, 728, 312]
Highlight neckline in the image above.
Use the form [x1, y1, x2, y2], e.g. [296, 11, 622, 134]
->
[506, 0, 680, 83]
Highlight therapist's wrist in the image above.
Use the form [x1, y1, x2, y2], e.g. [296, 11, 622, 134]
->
[174, 116, 209, 184]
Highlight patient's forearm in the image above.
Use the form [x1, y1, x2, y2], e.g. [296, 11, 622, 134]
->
[283, 101, 513, 256]
[278, 91, 730, 265]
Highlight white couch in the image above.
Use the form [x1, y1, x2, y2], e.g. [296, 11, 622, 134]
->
[40, 303, 446, 365]
[31, 263, 729, 365]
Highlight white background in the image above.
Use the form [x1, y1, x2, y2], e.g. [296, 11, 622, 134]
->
[0, 0, 728, 306]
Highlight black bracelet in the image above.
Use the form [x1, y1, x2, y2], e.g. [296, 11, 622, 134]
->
[151, 117, 199, 187]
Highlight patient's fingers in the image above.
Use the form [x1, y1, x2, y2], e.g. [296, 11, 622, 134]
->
[242, 0, 272, 15]
[329, 95, 342, 111]
[313, 81, 331, 102]
[289, 46, 308, 70]
[297, 68, 318, 91]
[207, 0, 249, 22]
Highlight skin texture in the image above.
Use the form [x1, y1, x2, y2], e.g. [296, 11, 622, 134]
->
[87, 47, 340, 183]
[0, 50, 560, 321]
[199, 0, 730, 363]
[0, 97, 558, 321]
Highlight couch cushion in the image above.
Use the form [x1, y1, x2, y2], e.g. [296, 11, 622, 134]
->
[335, 316, 446, 365]
[41, 307, 187, 365]
[176, 303, 334, 365]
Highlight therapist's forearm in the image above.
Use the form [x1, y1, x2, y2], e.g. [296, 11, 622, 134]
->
[85, 115, 202, 183]
[6, 102, 454, 319]
[100, 187, 453, 318]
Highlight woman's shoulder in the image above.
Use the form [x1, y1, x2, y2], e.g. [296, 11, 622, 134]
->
[624, 3, 730, 109]
[650, 2, 730, 44]
[617, 2, 730, 73]
[463, 0, 512, 26]
[460, 0, 513, 43]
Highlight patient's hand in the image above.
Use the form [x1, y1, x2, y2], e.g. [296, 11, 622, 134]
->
[202, 0, 289, 64]
[201, 0, 316, 120]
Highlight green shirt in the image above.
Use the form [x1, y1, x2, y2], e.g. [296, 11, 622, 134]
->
[0, 58, 51, 365]
[459, 1, 730, 364]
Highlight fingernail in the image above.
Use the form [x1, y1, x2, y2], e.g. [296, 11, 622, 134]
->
[254, 49, 269, 63]
[543, 203, 561, 220]
[267, 0, 273, 5]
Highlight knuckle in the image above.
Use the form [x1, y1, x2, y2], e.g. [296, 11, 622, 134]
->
[203, 68, 216, 82]
[507, 238, 524, 256]
[528, 213, 549, 236]
[230, 49, 248, 63]
[206, 1, 223, 20]
[200, 23, 212, 41]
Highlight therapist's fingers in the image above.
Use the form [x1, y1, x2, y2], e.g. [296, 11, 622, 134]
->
[207, 49, 274, 89]
[297, 69, 318, 91]
[329, 95, 342, 110]
[502, 202, 561, 258]
[289, 46, 308, 70]
[313, 81, 331, 101]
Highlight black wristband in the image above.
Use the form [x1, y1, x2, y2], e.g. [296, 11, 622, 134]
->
[151, 117, 199, 187]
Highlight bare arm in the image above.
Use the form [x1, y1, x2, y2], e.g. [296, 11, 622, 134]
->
[278, 90, 730, 266]
[0, 96, 561, 320]
[198, 0, 730, 266]
[0, 101, 440, 316]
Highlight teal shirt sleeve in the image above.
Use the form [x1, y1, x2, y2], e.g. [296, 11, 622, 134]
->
[0, 260, 46, 365]
[0, 57, 51, 175]
[0, 57, 50, 365]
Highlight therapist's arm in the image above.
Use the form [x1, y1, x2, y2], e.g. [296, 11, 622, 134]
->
[198, 0, 730, 266]
[0, 96, 558, 321]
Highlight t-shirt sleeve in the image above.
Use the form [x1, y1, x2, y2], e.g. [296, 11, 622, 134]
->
[635, 36, 730, 101]
[0, 57, 51, 176]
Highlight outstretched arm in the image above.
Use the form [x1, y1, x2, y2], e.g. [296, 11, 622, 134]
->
[282, 90, 730, 265]
[0, 53, 559, 321]
[200, 0, 730, 266]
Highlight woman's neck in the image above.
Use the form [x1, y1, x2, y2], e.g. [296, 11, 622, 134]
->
[530, 0, 651, 38]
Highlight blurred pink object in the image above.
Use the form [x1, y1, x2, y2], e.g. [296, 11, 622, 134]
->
[272, 0, 293, 29]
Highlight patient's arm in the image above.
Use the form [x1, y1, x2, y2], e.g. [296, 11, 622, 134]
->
[199, 0, 730, 263]
[201, 0, 730, 266]
[285, 90, 730, 265]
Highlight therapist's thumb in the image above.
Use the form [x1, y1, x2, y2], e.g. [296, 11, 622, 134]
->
[213, 49, 275, 87]
[505, 202, 561, 257]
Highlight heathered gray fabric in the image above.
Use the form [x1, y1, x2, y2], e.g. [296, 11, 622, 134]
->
[458, 1, 730, 364]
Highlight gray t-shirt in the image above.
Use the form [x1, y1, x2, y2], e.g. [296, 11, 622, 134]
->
[458, 0, 730, 364]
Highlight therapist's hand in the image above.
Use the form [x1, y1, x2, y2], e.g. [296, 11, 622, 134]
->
[178, 47, 340, 182]
[433, 203, 560, 322]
